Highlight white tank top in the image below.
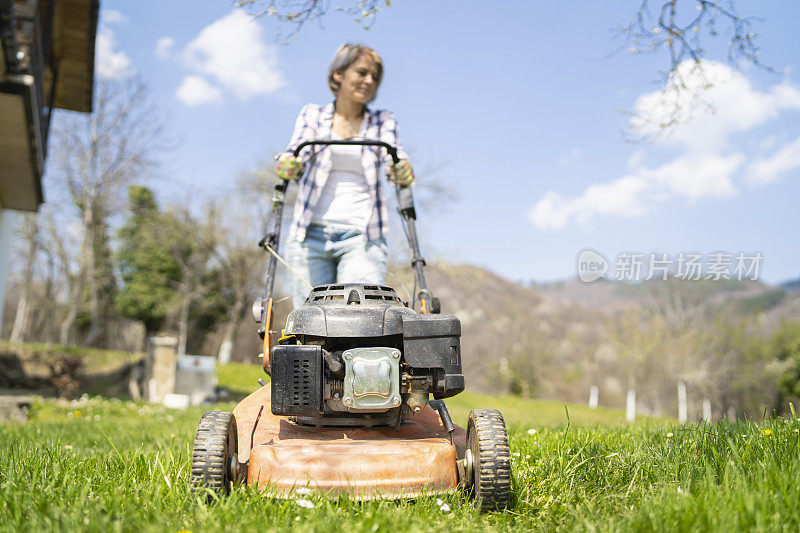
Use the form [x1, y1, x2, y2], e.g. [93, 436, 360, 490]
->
[310, 132, 372, 228]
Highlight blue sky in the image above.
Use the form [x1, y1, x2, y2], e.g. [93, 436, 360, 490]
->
[89, 1, 800, 285]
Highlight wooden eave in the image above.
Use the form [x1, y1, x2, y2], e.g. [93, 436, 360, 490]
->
[43, 0, 98, 112]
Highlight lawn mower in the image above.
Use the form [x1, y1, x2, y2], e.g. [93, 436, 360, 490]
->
[190, 140, 512, 512]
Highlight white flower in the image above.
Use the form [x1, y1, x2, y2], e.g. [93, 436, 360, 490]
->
[512, 452, 520, 457]
[295, 487, 312, 495]
[64, 445, 73, 450]
[295, 498, 315, 509]
[527, 428, 537, 435]
[436, 498, 443, 506]
[524, 455, 531, 459]
[439, 503, 451, 512]
[666, 432, 673, 438]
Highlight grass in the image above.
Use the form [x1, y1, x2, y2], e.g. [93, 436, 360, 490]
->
[3, 396, 799, 531]
[1, 365, 798, 531]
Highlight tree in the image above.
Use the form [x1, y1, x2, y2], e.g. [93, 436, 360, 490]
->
[161, 206, 220, 356]
[213, 199, 267, 364]
[49, 77, 167, 345]
[619, 1, 772, 134]
[237, 0, 388, 40]
[8, 213, 39, 342]
[115, 186, 180, 333]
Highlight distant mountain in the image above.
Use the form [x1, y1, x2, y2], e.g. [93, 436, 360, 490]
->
[779, 277, 800, 292]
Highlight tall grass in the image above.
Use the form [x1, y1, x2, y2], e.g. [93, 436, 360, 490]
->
[2, 395, 798, 531]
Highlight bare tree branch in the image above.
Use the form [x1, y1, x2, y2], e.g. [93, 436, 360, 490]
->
[236, 0, 389, 41]
[617, 0, 773, 138]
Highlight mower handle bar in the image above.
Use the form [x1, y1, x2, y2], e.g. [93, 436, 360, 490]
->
[292, 139, 401, 165]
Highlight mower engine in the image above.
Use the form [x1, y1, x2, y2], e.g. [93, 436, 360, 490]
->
[263, 283, 464, 423]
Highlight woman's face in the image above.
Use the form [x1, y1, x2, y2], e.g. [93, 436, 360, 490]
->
[334, 55, 380, 105]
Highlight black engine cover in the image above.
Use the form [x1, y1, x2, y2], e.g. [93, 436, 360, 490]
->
[270, 345, 322, 416]
[402, 313, 464, 399]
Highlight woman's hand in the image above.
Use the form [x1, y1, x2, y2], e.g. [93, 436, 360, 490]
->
[276, 153, 304, 181]
[389, 159, 414, 186]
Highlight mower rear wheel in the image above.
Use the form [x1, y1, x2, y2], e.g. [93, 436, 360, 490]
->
[466, 409, 512, 512]
[191, 410, 239, 497]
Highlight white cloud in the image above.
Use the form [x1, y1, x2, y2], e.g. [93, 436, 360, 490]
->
[631, 60, 800, 152]
[95, 27, 132, 80]
[180, 10, 283, 103]
[175, 75, 224, 106]
[102, 9, 129, 25]
[747, 136, 800, 185]
[530, 60, 800, 230]
[530, 176, 650, 230]
[155, 36, 175, 59]
[529, 152, 742, 230]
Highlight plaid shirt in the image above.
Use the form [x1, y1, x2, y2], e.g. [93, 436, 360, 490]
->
[284, 102, 408, 242]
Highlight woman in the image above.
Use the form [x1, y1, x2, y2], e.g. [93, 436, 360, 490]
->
[276, 44, 415, 308]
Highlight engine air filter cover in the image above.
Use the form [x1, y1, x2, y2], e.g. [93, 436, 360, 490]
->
[270, 345, 322, 416]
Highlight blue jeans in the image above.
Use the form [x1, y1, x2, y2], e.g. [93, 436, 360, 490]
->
[285, 224, 388, 308]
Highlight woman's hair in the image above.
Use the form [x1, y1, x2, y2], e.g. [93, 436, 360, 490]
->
[327, 44, 383, 103]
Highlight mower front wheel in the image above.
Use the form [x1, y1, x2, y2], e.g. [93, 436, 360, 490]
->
[191, 410, 240, 497]
[466, 409, 512, 512]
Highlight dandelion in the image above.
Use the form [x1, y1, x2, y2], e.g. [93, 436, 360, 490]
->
[74, 410, 81, 417]
[527, 428, 537, 435]
[666, 432, 673, 438]
[295, 499, 315, 509]
[761, 429, 772, 436]
[295, 487, 312, 495]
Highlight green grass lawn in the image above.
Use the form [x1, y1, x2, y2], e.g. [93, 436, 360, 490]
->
[2, 368, 799, 531]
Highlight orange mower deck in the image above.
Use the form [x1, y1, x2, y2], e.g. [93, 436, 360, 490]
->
[233, 386, 467, 499]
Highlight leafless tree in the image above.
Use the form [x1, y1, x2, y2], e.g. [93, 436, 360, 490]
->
[48, 77, 167, 345]
[618, 1, 772, 136]
[237, 0, 388, 40]
[163, 205, 220, 356]
[8, 213, 39, 342]
[212, 184, 268, 363]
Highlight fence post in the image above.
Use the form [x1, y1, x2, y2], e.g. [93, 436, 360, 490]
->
[589, 385, 599, 409]
[678, 381, 687, 423]
[626, 389, 636, 422]
[702, 399, 711, 423]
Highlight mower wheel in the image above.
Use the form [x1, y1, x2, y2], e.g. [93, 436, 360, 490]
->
[466, 409, 512, 512]
[191, 410, 239, 497]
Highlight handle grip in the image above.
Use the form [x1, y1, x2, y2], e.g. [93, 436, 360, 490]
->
[292, 139, 400, 165]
